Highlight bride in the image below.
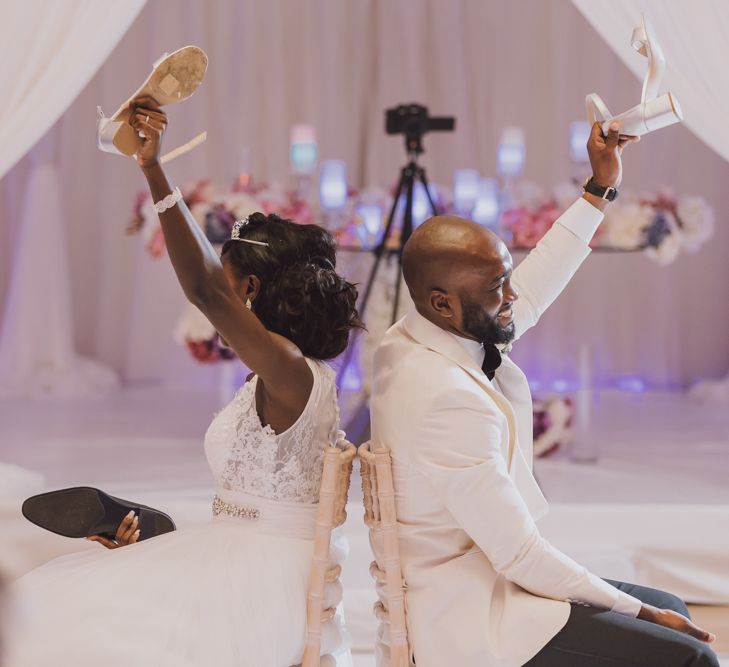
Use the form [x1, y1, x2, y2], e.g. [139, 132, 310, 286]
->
[6, 98, 361, 666]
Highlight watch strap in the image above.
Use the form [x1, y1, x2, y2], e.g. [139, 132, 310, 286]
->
[583, 177, 619, 201]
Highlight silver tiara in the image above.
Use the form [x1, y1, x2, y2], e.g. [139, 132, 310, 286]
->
[231, 217, 270, 246]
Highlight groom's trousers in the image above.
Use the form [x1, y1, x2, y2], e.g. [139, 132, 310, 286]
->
[524, 580, 719, 666]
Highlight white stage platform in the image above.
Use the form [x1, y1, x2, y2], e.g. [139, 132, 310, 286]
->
[1, 385, 728, 659]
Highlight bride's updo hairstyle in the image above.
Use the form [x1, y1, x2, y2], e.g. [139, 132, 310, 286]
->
[221, 212, 363, 360]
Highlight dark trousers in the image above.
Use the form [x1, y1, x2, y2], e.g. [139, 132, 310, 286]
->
[524, 580, 720, 667]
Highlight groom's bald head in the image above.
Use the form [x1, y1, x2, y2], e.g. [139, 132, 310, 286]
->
[403, 216, 502, 300]
[402, 215, 519, 344]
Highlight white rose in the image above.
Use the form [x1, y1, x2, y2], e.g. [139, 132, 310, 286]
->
[677, 196, 715, 253]
[603, 203, 652, 249]
[645, 229, 681, 265]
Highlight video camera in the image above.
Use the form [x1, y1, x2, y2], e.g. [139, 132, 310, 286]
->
[385, 103, 455, 154]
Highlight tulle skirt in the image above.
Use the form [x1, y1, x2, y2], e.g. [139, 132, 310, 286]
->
[6, 510, 350, 666]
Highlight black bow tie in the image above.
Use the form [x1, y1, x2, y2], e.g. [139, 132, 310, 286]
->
[481, 344, 502, 381]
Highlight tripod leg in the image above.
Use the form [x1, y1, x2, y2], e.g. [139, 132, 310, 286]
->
[392, 166, 416, 323]
[336, 165, 409, 389]
[357, 167, 408, 321]
[417, 167, 439, 217]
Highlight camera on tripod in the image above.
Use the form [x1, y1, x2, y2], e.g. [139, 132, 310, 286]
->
[385, 103, 455, 154]
[339, 101, 457, 383]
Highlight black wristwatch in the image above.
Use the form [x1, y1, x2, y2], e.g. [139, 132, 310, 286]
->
[583, 177, 619, 201]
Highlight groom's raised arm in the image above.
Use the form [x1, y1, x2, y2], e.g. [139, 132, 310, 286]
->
[510, 122, 638, 341]
[509, 197, 600, 340]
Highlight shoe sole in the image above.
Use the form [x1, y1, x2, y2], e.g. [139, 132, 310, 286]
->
[22, 486, 176, 541]
[109, 45, 208, 156]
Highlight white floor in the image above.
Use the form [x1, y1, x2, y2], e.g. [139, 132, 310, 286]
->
[535, 389, 729, 505]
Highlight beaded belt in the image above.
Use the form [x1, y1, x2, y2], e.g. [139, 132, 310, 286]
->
[212, 494, 260, 520]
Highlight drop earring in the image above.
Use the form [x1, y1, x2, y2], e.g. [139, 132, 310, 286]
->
[245, 299, 252, 310]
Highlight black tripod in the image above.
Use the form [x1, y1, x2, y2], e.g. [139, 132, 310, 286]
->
[337, 143, 438, 442]
[358, 145, 438, 325]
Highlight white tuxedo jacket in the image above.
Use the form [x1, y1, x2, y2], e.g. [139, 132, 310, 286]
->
[370, 199, 641, 667]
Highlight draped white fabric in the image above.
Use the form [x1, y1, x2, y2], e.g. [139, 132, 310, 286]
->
[0, 158, 119, 397]
[0, 0, 145, 181]
[0, 0, 727, 389]
[572, 0, 729, 165]
[0, 0, 145, 397]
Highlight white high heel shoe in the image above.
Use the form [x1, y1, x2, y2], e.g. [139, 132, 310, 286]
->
[586, 14, 682, 137]
[97, 45, 208, 163]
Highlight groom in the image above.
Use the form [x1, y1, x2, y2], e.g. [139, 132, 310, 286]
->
[370, 122, 718, 667]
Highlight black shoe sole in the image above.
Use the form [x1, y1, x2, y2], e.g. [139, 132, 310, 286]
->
[21, 486, 176, 541]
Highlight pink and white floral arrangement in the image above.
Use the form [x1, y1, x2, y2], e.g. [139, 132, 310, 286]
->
[501, 181, 714, 264]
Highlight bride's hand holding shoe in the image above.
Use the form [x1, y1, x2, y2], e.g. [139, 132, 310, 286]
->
[128, 96, 168, 171]
[87, 511, 140, 550]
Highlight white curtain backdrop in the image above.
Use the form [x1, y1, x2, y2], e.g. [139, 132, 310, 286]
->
[0, 156, 118, 398]
[0, 0, 146, 181]
[572, 0, 729, 165]
[0, 0, 727, 389]
[0, 0, 145, 397]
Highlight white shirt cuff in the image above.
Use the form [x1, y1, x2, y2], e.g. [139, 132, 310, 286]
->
[612, 590, 643, 617]
[555, 196, 604, 244]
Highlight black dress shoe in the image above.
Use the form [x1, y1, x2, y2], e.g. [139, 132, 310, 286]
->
[22, 487, 176, 541]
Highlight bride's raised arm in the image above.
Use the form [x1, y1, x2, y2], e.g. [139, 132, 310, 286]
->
[128, 97, 312, 399]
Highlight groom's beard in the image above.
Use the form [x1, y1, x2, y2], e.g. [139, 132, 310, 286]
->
[461, 294, 515, 346]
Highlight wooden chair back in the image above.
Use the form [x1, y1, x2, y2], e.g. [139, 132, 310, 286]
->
[359, 441, 411, 666]
[301, 440, 357, 667]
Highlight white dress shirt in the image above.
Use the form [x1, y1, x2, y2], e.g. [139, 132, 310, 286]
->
[447, 332, 486, 367]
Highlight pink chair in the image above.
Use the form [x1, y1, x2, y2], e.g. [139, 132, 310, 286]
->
[300, 440, 357, 667]
[359, 442, 411, 666]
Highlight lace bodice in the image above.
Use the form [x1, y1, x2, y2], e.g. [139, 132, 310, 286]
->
[204, 358, 341, 503]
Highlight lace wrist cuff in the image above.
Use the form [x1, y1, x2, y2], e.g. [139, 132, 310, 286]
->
[153, 187, 182, 214]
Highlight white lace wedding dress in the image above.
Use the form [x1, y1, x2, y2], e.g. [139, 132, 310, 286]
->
[7, 358, 351, 666]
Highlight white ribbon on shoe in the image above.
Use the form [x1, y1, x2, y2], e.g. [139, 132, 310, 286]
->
[97, 106, 207, 164]
[96, 107, 123, 153]
[586, 14, 682, 137]
[160, 130, 207, 164]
